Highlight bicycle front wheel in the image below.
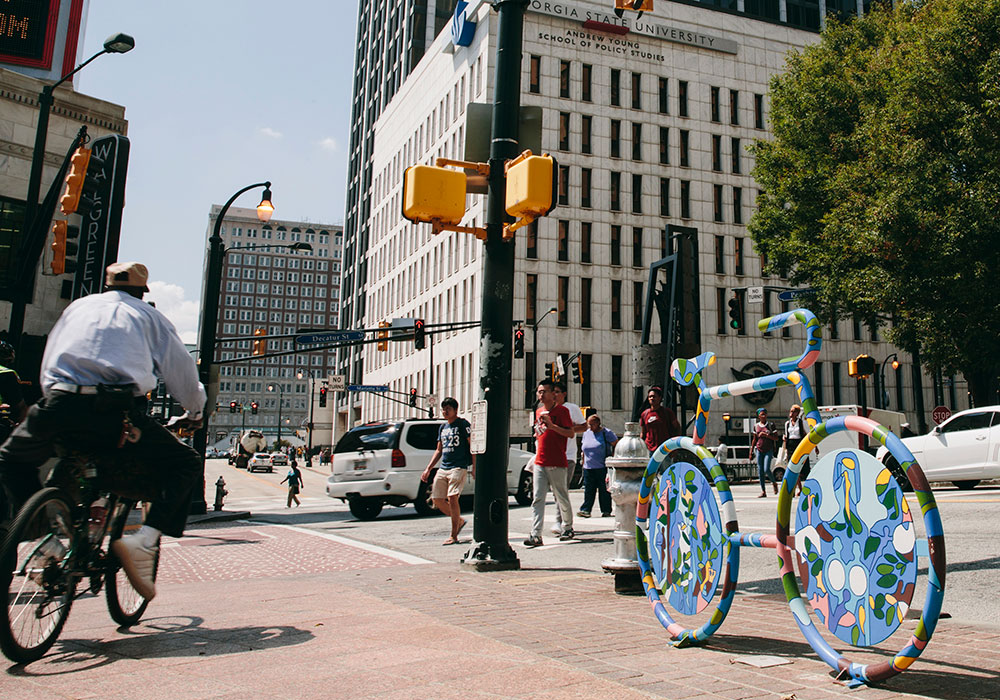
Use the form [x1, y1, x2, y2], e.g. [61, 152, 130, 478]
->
[0, 488, 77, 664]
[105, 499, 156, 627]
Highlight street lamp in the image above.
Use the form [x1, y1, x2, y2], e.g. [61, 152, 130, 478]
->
[879, 353, 900, 409]
[191, 181, 274, 514]
[268, 383, 285, 449]
[9, 32, 135, 344]
[531, 306, 557, 390]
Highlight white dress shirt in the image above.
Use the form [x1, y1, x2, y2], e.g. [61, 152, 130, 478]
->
[562, 401, 585, 462]
[41, 290, 206, 416]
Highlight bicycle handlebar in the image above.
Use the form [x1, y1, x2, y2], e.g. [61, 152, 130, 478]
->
[756, 308, 822, 371]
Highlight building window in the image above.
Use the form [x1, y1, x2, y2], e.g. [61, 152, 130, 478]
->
[735, 237, 745, 275]
[632, 174, 642, 214]
[558, 165, 569, 205]
[680, 180, 691, 219]
[610, 119, 621, 158]
[559, 60, 570, 98]
[529, 55, 540, 94]
[581, 222, 592, 263]
[611, 280, 622, 329]
[611, 171, 621, 211]
[632, 122, 642, 161]
[754, 93, 765, 129]
[526, 273, 537, 325]
[558, 276, 569, 326]
[631, 71, 641, 109]
[633, 281, 643, 330]
[658, 77, 669, 114]
[581, 168, 592, 208]
[581, 278, 592, 328]
[814, 362, 824, 406]
[632, 227, 643, 267]
[659, 126, 669, 164]
[715, 235, 725, 274]
[710, 86, 720, 122]
[678, 80, 688, 117]
[832, 362, 842, 404]
[680, 130, 690, 167]
[733, 187, 743, 224]
[611, 355, 623, 409]
[526, 221, 537, 259]
[714, 185, 724, 222]
[732, 137, 741, 174]
[716, 287, 728, 334]
[730, 89, 740, 125]
[610, 68, 621, 106]
[853, 317, 863, 341]
[581, 115, 592, 154]
[582, 63, 592, 102]
[712, 135, 722, 171]
[559, 112, 570, 150]
[830, 319, 840, 340]
[611, 225, 622, 266]
[558, 220, 569, 261]
[659, 178, 670, 216]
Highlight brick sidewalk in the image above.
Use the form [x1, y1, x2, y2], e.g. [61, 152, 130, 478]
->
[0, 521, 997, 699]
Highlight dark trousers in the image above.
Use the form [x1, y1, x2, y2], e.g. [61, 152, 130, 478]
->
[580, 467, 612, 515]
[0, 391, 199, 538]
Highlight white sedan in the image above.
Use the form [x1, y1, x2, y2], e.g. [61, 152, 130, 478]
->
[876, 406, 1000, 489]
[247, 453, 274, 473]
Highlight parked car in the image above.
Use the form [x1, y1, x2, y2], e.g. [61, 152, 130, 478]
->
[206, 447, 225, 459]
[876, 406, 1000, 490]
[271, 452, 289, 467]
[247, 452, 274, 473]
[326, 419, 535, 520]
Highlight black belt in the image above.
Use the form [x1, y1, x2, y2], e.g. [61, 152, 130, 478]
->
[50, 382, 138, 396]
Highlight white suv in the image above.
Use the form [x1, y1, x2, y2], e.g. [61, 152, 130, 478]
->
[326, 419, 535, 520]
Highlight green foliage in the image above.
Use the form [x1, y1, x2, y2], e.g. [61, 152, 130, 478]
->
[749, 0, 1000, 402]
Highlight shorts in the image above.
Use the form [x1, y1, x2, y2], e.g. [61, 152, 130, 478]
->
[431, 467, 467, 499]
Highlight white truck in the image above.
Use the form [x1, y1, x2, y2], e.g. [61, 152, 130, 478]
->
[815, 405, 906, 460]
[231, 430, 268, 469]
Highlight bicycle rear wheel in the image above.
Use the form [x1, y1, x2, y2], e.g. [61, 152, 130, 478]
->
[0, 488, 77, 664]
[105, 499, 156, 626]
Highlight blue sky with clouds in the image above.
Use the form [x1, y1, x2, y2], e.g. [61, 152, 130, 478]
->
[76, 1, 359, 341]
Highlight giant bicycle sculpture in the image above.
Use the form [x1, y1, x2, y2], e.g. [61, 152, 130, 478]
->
[635, 309, 946, 687]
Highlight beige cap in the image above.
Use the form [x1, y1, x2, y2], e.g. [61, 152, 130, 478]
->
[105, 261, 149, 291]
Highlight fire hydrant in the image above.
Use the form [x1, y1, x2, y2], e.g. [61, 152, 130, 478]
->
[213, 476, 228, 512]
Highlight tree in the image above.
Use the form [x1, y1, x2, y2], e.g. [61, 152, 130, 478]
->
[749, 0, 1000, 405]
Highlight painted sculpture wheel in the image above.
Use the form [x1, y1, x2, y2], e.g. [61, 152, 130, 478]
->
[775, 416, 946, 686]
[636, 436, 739, 647]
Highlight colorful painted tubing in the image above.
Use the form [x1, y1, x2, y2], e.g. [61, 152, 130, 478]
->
[756, 309, 823, 372]
[636, 436, 739, 647]
[775, 416, 946, 686]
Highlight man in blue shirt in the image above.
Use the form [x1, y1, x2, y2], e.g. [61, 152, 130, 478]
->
[421, 397, 475, 545]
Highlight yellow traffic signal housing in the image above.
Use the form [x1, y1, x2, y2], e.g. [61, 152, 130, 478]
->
[615, 0, 654, 16]
[252, 328, 267, 356]
[504, 151, 557, 239]
[847, 355, 875, 379]
[848, 358, 859, 379]
[377, 320, 389, 351]
[402, 165, 467, 226]
[60, 147, 100, 215]
[50, 220, 80, 275]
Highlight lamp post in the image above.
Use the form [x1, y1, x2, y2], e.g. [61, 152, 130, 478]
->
[8, 33, 135, 345]
[297, 369, 316, 454]
[531, 306, 557, 389]
[268, 383, 284, 450]
[191, 182, 274, 514]
[879, 353, 899, 410]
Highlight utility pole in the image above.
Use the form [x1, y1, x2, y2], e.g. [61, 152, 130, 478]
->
[462, 0, 528, 572]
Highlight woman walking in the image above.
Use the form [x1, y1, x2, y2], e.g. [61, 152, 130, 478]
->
[577, 414, 618, 518]
[749, 408, 781, 498]
[281, 463, 304, 507]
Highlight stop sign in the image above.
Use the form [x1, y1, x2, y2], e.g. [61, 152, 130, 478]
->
[932, 405, 952, 425]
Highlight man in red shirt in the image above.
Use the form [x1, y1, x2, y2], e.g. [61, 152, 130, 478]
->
[640, 385, 681, 453]
[524, 379, 576, 547]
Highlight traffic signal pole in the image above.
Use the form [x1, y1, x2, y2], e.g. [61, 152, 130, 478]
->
[462, 0, 529, 572]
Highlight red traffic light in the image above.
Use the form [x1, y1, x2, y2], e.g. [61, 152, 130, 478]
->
[250, 401, 259, 415]
[414, 318, 426, 350]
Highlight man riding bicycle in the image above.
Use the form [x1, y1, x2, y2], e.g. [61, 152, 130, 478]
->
[0, 261, 206, 601]
[0, 341, 27, 444]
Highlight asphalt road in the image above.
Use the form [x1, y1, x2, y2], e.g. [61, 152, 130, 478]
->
[207, 458, 1000, 629]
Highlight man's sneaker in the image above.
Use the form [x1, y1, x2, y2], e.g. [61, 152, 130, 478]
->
[523, 536, 543, 548]
[576, 510, 591, 518]
[559, 529, 575, 541]
[601, 512, 613, 518]
[551, 524, 563, 535]
[111, 533, 158, 600]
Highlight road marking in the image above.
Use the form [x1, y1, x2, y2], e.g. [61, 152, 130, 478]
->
[254, 522, 433, 565]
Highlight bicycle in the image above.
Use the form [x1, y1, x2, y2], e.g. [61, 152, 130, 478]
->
[635, 308, 946, 687]
[0, 414, 196, 664]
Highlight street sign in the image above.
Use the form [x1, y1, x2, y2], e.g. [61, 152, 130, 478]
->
[74, 134, 129, 299]
[347, 384, 389, 392]
[931, 405, 952, 425]
[327, 374, 346, 392]
[296, 330, 364, 345]
[746, 286, 764, 304]
[777, 288, 818, 303]
[470, 400, 488, 454]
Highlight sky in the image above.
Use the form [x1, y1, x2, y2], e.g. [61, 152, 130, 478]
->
[75, 1, 360, 342]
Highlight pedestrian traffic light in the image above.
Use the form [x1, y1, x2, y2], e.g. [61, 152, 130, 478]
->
[545, 362, 556, 382]
[513, 326, 525, 358]
[49, 220, 80, 275]
[570, 356, 583, 384]
[60, 146, 104, 216]
[250, 401, 258, 415]
[252, 328, 267, 356]
[229, 401, 237, 413]
[414, 318, 426, 350]
[402, 165, 467, 226]
[849, 354, 876, 379]
[377, 320, 389, 351]
[727, 294, 742, 331]
[504, 152, 557, 238]
[409, 388, 418, 408]
[318, 386, 327, 407]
